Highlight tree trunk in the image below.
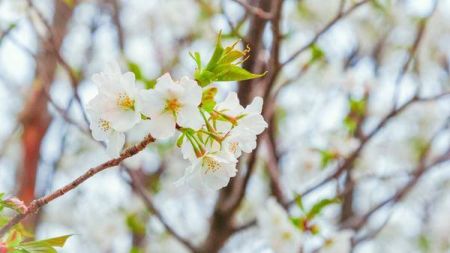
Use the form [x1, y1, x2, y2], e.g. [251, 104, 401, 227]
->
[17, 0, 75, 230]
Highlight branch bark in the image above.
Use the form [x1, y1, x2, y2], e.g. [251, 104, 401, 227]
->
[0, 134, 155, 237]
[17, 0, 75, 230]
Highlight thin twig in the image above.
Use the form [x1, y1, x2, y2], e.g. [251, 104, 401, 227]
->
[231, 0, 273, 20]
[127, 168, 198, 252]
[281, 0, 371, 68]
[0, 134, 155, 237]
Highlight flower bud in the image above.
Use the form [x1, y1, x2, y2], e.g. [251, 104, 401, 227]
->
[0, 242, 8, 253]
[4, 197, 28, 214]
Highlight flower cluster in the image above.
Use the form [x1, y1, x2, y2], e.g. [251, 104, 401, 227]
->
[86, 37, 267, 190]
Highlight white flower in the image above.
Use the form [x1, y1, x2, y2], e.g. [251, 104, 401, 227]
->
[136, 74, 203, 139]
[223, 130, 256, 158]
[319, 230, 353, 253]
[88, 62, 141, 132]
[215, 92, 268, 157]
[257, 198, 302, 253]
[87, 110, 125, 156]
[177, 150, 237, 191]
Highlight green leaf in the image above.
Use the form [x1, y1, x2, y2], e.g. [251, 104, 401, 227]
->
[201, 87, 218, 112]
[349, 98, 366, 116]
[343, 117, 358, 135]
[319, 150, 337, 169]
[205, 32, 224, 70]
[418, 234, 430, 253]
[192, 32, 266, 87]
[126, 214, 146, 236]
[19, 235, 72, 249]
[189, 52, 202, 70]
[289, 216, 303, 228]
[216, 65, 266, 82]
[309, 44, 325, 63]
[307, 198, 340, 220]
[294, 194, 305, 212]
[144, 79, 156, 89]
[127, 61, 143, 81]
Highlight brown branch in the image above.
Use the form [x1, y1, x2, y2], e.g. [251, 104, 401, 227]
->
[283, 91, 450, 206]
[0, 134, 155, 237]
[126, 168, 198, 252]
[350, 147, 449, 234]
[26, 0, 90, 127]
[16, 1, 75, 231]
[231, 0, 273, 20]
[392, 18, 429, 108]
[281, 0, 371, 68]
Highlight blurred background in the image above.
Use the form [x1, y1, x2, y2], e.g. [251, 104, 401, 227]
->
[0, 0, 450, 252]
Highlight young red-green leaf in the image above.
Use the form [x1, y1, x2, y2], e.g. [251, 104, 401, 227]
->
[18, 235, 72, 253]
[2, 198, 27, 214]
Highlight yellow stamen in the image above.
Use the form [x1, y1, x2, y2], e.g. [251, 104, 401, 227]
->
[99, 119, 111, 132]
[203, 156, 220, 173]
[165, 98, 182, 113]
[229, 142, 239, 154]
[117, 93, 135, 110]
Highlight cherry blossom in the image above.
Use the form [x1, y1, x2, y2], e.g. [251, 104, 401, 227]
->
[88, 62, 141, 132]
[257, 198, 302, 253]
[177, 149, 237, 191]
[136, 74, 203, 139]
[87, 109, 125, 156]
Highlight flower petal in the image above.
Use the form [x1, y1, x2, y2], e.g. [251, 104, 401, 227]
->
[177, 105, 203, 130]
[238, 114, 268, 135]
[179, 77, 202, 106]
[104, 110, 141, 132]
[88, 110, 110, 142]
[202, 166, 231, 190]
[216, 92, 244, 116]
[106, 132, 125, 157]
[155, 73, 184, 98]
[147, 112, 177, 139]
[245, 96, 263, 114]
[136, 89, 165, 118]
[120, 71, 136, 92]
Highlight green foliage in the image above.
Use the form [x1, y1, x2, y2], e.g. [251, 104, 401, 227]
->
[371, 0, 392, 13]
[127, 61, 156, 89]
[290, 196, 340, 234]
[409, 137, 428, 161]
[319, 149, 338, 169]
[294, 194, 305, 212]
[126, 213, 147, 236]
[191, 33, 266, 87]
[306, 198, 340, 220]
[344, 97, 366, 135]
[6, 234, 71, 253]
[201, 87, 218, 112]
[418, 234, 430, 253]
[0, 193, 71, 252]
[309, 44, 325, 64]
